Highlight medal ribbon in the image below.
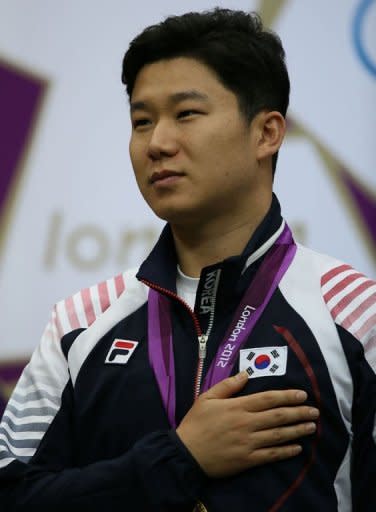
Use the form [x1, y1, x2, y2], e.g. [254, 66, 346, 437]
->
[148, 223, 296, 428]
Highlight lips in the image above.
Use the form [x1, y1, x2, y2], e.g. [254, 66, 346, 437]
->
[150, 170, 184, 184]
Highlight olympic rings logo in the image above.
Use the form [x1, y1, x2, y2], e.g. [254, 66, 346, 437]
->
[353, 0, 376, 77]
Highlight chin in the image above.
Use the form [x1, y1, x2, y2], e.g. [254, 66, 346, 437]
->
[150, 204, 199, 226]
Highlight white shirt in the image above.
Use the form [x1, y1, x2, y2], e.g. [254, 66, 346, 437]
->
[176, 265, 199, 310]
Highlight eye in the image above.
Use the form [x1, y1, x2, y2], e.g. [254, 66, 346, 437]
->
[132, 118, 151, 129]
[177, 110, 201, 119]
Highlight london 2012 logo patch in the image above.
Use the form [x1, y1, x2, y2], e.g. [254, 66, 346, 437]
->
[239, 346, 287, 378]
[105, 339, 139, 365]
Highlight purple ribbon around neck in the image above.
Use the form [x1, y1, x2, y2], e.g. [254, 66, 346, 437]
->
[148, 224, 297, 428]
[148, 283, 176, 427]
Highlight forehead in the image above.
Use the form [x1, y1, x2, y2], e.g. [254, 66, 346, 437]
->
[130, 57, 233, 106]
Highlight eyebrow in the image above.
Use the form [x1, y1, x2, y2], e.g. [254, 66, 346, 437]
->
[130, 90, 209, 113]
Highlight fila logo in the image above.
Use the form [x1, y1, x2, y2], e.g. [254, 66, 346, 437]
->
[239, 346, 287, 378]
[105, 339, 139, 365]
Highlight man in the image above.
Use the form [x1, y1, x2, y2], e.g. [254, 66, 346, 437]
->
[0, 8, 375, 511]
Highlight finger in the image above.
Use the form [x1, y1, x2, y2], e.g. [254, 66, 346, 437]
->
[249, 406, 320, 431]
[250, 422, 317, 450]
[237, 389, 308, 412]
[247, 444, 303, 467]
[204, 371, 249, 400]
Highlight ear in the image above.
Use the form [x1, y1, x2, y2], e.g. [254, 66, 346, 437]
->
[252, 110, 286, 162]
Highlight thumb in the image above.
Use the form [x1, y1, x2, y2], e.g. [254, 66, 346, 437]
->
[204, 371, 249, 400]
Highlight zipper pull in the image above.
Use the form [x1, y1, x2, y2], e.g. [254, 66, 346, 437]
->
[198, 334, 208, 360]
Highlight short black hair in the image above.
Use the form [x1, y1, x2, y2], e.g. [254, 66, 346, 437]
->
[121, 8, 290, 173]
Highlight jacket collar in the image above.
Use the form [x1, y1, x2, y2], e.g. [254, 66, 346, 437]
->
[137, 193, 284, 295]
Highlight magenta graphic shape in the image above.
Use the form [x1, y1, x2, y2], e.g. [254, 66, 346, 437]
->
[0, 63, 45, 217]
[341, 169, 376, 249]
[0, 62, 45, 418]
[0, 362, 27, 418]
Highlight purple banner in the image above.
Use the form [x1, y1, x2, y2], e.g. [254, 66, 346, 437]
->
[0, 61, 46, 218]
[341, 168, 376, 249]
[0, 62, 46, 418]
[0, 361, 27, 418]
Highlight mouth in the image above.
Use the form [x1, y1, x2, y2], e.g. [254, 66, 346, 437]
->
[150, 170, 185, 184]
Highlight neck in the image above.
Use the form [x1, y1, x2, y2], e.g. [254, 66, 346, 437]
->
[171, 195, 272, 278]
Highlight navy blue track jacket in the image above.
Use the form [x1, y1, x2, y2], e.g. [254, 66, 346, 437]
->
[0, 197, 375, 511]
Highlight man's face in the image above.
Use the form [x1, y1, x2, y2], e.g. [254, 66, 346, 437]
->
[129, 57, 264, 226]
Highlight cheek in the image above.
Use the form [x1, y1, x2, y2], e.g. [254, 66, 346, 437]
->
[203, 136, 253, 187]
[129, 140, 145, 174]
[200, 131, 249, 171]
[128, 150, 146, 193]
[129, 137, 138, 163]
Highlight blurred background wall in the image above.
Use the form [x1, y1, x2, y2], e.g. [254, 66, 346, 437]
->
[0, 0, 375, 414]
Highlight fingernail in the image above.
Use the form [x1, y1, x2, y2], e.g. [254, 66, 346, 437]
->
[235, 371, 248, 380]
[305, 422, 316, 432]
[292, 445, 302, 455]
[310, 408, 320, 418]
[296, 391, 307, 400]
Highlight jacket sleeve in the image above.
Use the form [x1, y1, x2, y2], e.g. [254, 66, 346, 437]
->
[0, 307, 207, 511]
[326, 267, 376, 512]
[336, 322, 376, 511]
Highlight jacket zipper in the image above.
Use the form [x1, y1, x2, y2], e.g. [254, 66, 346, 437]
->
[142, 271, 221, 399]
[194, 269, 221, 397]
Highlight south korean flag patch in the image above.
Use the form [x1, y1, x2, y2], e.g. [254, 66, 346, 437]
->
[240, 346, 287, 378]
[105, 339, 139, 365]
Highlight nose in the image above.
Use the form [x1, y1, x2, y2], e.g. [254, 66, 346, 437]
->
[147, 120, 179, 160]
